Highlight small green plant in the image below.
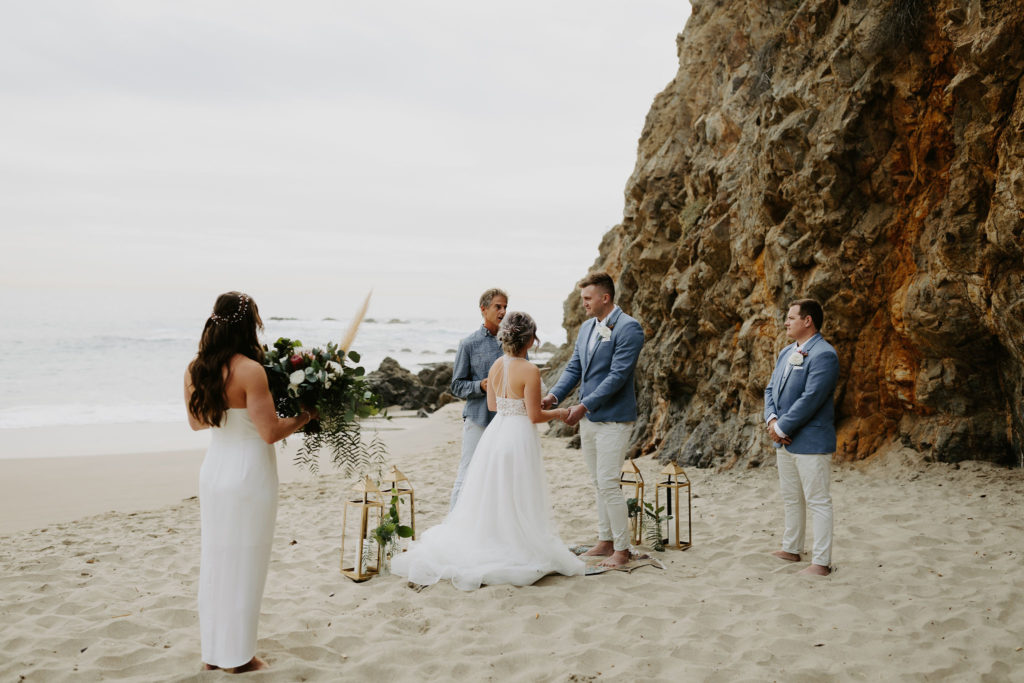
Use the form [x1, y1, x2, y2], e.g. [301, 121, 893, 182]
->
[626, 498, 673, 552]
[371, 494, 414, 560]
[642, 501, 670, 552]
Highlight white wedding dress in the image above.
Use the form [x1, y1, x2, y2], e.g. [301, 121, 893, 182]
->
[392, 357, 584, 590]
[198, 408, 278, 668]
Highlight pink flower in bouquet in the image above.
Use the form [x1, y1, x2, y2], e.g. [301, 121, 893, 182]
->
[289, 354, 304, 369]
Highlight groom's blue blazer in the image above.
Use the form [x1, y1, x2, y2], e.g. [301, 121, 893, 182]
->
[550, 307, 644, 423]
[763, 332, 840, 454]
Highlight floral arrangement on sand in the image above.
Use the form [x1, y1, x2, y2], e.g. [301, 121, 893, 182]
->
[263, 293, 386, 474]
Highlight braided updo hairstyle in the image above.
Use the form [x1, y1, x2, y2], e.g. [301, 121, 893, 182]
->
[497, 311, 537, 355]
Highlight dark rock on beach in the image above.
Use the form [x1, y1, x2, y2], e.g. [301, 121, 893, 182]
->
[417, 362, 455, 398]
[365, 358, 417, 409]
[365, 358, 454, 413]
[544, 0, 1024, 468]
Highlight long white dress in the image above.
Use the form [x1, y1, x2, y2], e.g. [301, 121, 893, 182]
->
[392, 357, 584, 590]
[198, 408, 278, 668]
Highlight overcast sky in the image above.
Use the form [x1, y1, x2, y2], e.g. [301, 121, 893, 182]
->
[1, 1, 690, 322]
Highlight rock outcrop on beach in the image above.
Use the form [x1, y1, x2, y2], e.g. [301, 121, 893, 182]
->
[366, 358, 455, 413]
[546, 0, 1024, 467]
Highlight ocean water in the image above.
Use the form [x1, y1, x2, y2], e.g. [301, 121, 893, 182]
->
[0, 288, 564, 430]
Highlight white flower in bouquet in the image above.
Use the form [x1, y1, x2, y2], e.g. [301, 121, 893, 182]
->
[326, 360, 343, 377]
[289, 369, 306, 385]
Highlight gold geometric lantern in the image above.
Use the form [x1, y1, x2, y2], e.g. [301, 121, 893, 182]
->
[340, 476, 385, 582]
[381, 465, 416, 540]
[619, 459, 645, 546]
[655, 463, 692, 550]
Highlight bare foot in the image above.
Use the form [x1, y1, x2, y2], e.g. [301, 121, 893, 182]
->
[598, 549, 631, 568]
[582, 541, 614, 557]
[799, 564, 830, 576]
[772, 550, 801, 562]
[228, 657, 269, 674]
[202, 663, 219, 671]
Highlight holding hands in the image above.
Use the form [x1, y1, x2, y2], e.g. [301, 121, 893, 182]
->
[542, 393, 586, 426]
[563, 404, 587, 426]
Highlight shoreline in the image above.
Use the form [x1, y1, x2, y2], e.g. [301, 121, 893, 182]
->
[0, 421, 211, 460]
[0, 414, 414, 536]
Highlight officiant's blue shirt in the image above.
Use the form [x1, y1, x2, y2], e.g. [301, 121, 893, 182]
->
[450, 325, 502, 427]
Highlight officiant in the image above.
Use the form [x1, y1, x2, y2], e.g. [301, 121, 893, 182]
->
[447, 288, 508, 509]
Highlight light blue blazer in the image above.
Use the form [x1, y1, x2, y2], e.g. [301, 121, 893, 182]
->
[550, 307, 644, 423]
[763, 333, 840, 454]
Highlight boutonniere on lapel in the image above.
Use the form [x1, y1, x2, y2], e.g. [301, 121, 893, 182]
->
[597, 321, 612, 341]
[788, 349, 809, 366]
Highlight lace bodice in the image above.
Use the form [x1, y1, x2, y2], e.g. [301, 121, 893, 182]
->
[494, 356, 529, 417]
[496, 396, 527, 417]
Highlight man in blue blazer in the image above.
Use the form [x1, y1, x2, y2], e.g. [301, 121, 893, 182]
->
[543, 272, 645, 568]
[764, 298, 840, 576]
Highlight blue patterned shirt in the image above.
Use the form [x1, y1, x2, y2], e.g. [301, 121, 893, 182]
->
[450, 325, 503, 427]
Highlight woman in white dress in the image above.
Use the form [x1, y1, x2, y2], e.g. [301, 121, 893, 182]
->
[184, 292, 316, 673]
[392, 311, 585, 590]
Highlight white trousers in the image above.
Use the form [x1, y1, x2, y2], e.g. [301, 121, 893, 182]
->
[776, 446, 833, 567]
[450, 419, 486, 510]
[580, 417, 633, 552]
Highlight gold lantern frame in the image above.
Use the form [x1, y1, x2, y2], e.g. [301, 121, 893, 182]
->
[655, 463, 692, 550]
[381, 465, 416, 540]
[619, 459, 645, 546]
[340, 476, 385, 582]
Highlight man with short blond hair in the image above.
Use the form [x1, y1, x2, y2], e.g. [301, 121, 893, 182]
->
[764, 298, 839, 576]
[448, 288, 508, 509]
[543, 271, 644, 568]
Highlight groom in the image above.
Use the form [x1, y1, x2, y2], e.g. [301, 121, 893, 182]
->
[543, 272, 644, 568]
[764, 298, 839, 576]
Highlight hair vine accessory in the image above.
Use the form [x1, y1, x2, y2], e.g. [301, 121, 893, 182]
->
[210, 293, 250, 325]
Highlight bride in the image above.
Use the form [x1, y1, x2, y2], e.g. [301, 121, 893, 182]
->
[392, 311, 585, 589]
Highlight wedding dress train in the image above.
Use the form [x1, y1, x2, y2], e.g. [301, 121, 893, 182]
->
[392, 357, 584, 590]
[198, 408, 278, 668]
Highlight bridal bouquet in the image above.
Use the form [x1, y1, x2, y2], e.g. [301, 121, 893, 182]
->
[263, 334, 385, 475]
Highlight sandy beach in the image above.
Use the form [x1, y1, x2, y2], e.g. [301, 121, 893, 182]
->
[2, 404, 1023, 681]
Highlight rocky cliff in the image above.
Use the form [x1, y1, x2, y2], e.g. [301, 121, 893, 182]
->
[548, 0, 1024, 467]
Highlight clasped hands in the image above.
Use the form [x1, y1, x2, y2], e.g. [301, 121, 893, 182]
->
[542, 393, 587, 426]
[766, 418, 792, 446]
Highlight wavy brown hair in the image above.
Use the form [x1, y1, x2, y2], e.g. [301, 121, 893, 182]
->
[187, 292, 264, 427]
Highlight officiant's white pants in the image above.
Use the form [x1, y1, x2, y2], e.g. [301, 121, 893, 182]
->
[580, 418, 633, 552]
[450, 419, 486, 510]
[776, 447, 833, 567]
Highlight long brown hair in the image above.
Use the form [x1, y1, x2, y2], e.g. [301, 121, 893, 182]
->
[187, 292, 264, 427]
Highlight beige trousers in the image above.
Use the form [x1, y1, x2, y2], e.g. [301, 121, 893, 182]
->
[776, 446, 834, 567]
[580, 417, 634, 552]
